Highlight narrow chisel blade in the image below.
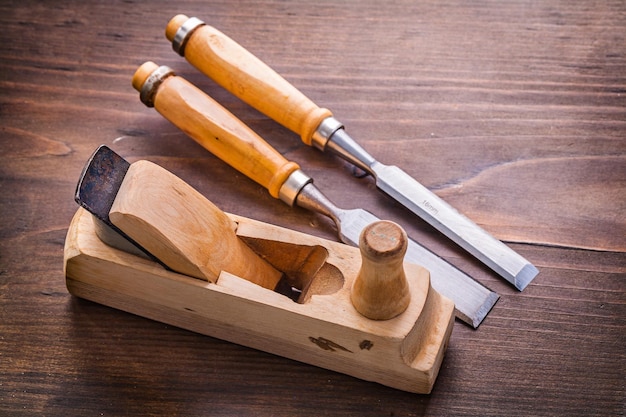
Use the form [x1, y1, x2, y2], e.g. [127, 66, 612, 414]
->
[372, 162, 539, 290]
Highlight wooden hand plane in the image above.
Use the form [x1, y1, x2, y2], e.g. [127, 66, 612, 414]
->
[63, 146, 455, 394]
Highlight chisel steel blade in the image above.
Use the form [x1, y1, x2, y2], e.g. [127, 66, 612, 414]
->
[326, 128, 539, 291]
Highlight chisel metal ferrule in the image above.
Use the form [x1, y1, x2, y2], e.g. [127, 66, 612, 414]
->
[313, 117, 378, 175]
[311, 117, 343, 151]
[172, 17, 205, 56]
[278, 169, 312, 207]
[138, 65, 175, 107]
[325, 128, 377, 174]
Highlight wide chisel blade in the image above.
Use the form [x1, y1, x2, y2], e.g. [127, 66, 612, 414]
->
[326, 128, 539, 291]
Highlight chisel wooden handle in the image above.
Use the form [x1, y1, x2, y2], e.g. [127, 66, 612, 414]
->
[165, 14, 333, 147]
[132, 61, 299, 199]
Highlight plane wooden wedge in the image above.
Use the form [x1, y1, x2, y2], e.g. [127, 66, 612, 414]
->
[164, 14, 539, 291]
[131, 62, 498, 328]
[64, 145, 455, 394]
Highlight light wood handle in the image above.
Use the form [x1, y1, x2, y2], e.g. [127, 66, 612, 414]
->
[132, 61, 299, 199]
[109, 159, 283, 290]
[165, 14, 333, 146]
[351, 221, 411, 320]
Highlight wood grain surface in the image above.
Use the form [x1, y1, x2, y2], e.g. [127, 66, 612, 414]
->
[1, 0, 624, 416]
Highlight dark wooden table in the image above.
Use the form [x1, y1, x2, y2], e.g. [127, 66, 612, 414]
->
[1, 1, 624, 415]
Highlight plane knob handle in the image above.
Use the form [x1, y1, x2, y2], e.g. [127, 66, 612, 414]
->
[351, 221, 411, 320]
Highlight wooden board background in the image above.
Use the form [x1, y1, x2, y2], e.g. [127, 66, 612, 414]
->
[1, 0, 624, 415]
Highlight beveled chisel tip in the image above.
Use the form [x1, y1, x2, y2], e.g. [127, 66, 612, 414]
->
[469, 291, 500, 328]
[515, 263, 540, 291]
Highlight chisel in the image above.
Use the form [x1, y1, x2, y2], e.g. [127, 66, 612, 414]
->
[164, 15, 539, 291]
[132, 61, 498, 327]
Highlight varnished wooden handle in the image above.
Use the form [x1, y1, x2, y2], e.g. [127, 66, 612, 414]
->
[109, 159, 283, 290]
[351, 221, 411, 320]
[132, 61, 299, 199]
[165, 14, 333, 146]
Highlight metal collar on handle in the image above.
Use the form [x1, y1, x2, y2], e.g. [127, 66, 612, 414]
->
[278, 169, 313, 207]
[140, 66, 175, 107]
[172, 17, 206, 56]
[311, 117, 343, 151]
